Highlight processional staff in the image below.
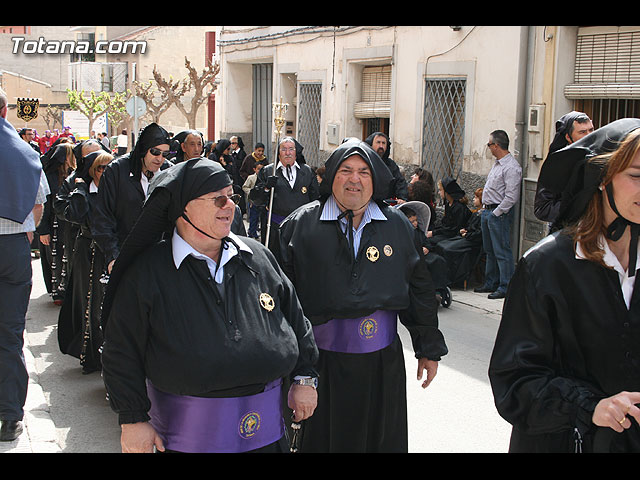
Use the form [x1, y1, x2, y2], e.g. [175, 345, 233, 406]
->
[264, 98, 288, 247]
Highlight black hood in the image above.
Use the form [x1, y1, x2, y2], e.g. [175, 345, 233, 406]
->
[129, 123, 171, 176]
[101, 158, 232, 325]
[320, 137, 393, 202]
[441, 176, 466, 201]
[539, 117, 640, 277]
[364, 131, 390, 160]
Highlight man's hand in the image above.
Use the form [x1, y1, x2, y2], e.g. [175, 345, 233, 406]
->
[288, 383, 318, 422]
[417, 358, 438, 389]
[120, 422, 165, 453]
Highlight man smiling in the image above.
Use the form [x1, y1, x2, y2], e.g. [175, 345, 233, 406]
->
[277, 138, 448, 452]
[101, 158, 318, 453]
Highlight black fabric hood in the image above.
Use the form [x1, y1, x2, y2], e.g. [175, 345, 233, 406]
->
[364, 131, 390, 160]
[319, 137, 392, 202]
[101, 158, 232, 326]
[128, 123, 171, 176]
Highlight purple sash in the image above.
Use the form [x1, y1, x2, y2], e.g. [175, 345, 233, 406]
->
[312, 310, 397, 354]
[147, 379, 284, 453]
[270, 213, 286, 225]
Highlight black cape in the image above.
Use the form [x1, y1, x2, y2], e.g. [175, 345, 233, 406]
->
[489, 231, 640, 452]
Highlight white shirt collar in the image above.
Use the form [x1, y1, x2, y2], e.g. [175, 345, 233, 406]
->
[171, 228, 252, 284]
[576, 235, 640, 309]
[277, 161, 299, 171]
[90, 180, 99, 193]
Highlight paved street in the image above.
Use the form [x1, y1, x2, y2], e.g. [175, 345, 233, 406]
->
[2, 255, 511, 453]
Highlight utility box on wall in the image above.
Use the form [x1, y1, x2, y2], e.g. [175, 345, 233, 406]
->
[528, 104, 546, 162]
[327, 123, 340, 145]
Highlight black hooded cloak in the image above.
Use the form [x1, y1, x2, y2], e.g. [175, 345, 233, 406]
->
[55, 151, 109, 372]
[364, 131, 409, 201]
[427, 176, 471, 246]
[100, 159, 318, 449]
[534, 111, 591, 223]
[489, 118, 640, 452]
[92, 123, 173, 266]
[277, 138, 447, 452]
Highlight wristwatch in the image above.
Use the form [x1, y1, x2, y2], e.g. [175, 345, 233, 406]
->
[294, 377, 318, 389]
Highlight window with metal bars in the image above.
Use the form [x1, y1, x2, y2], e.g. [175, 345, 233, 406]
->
[421, 78, 466, 183]
[297, 83, 322, 166]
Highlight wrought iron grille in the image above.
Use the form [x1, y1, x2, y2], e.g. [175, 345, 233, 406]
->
[297, 83, 322, 167]
[421, 78, 466, 182]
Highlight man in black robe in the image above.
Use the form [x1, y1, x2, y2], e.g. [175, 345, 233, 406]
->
[251, 137, 320, 249]
[101, 158, 319, 453]
[92, 123, 173, 275]
[534, 111, 593, 224]
[364, 131, 409, 202]
[277, 138, 448, 452]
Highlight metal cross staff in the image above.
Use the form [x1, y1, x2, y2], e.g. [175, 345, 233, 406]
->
[264, 98, 288, 246]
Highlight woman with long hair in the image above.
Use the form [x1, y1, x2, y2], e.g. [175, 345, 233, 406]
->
[489, 119, 640, 452]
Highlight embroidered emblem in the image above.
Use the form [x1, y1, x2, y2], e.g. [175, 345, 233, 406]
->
[239, 411, 261, 439]
[301, 186, 308, 194]
[359, 317, 378, 340]
[383, 244, 393, 256]
[366, 246, 379, 262]
[259, 293, 275, 312]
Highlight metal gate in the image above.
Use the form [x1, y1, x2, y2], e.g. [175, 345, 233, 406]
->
[252, 64, 273, 157]
[297, 83, 322, 167]
[421, 78, 466, 182]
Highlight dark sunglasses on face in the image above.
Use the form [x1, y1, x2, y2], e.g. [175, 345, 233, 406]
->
[195, 193, 242, 208]
[149, 147, 174, 158]
[96, 165, 107, 171]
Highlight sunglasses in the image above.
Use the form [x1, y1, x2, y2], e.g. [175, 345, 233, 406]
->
[194, 193, 242, 208]
[149, 147, 174, 158]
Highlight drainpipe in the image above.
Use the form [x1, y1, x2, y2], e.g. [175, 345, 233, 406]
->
[513, 25, 535, 260]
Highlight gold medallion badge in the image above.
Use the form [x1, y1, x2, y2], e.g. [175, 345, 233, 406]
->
[301, 186, 308, 194]
[384, 244, 393, 256]
[366, 246, 379, 262]
[259, 293, 275, 312]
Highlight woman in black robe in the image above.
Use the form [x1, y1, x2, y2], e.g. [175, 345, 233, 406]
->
[36, 141, 76, 304]
[432, 187, 484, 287]
[426, 176, 471, 248]
[55, 151, 113, 374]
[489, 118, 640, 452]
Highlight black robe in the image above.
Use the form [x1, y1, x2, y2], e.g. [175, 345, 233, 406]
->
[277, 200, 448, 452]
[55, 178, 105, 372]
[101, 235, 318, 428]
[427, 200, 472, 247]
[432, 211, 483, 286]
[489, 231, 640, 452]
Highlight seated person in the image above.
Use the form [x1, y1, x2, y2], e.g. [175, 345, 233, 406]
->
[397, 201, 451, 308]
[432, 188, 484, 287]
[426, 177, 471, 248]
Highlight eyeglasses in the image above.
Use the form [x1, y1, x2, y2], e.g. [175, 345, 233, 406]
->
[194, 193, 241, 208]
[96, 165, 107, 172]
[487, 142, 495, 147]
[149, 147, 174, 158]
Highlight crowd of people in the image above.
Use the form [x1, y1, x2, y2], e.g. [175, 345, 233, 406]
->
[1, 80, 639, 452]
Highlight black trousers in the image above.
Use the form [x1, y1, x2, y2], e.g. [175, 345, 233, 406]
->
[0, 234, 32, 422]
